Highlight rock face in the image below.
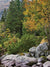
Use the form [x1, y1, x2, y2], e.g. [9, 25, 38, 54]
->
[43, 61, 50, 67]
[29, 42, 49, 57]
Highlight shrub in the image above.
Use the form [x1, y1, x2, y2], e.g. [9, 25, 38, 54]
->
[4, 36, 20, 49]
[4, 34, 43, 54]
[0, 30, 20, 54]
[7, 42, 19, 54]
[16, 33, 21, 38]
[16, 34, 43, 53]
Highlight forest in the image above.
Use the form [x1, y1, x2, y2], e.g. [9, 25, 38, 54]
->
[0, 0, 50, 67]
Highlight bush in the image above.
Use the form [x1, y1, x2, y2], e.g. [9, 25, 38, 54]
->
[0, 44, 3, 56]
[7, 34, 43, 54]
[7, 42, 19, 54]
[3, 36, 20, 53]
[17, 34, 43, 53]
[16, 33, 21, 38]
[0, 30, 20, 54]
[17, 34, 35, 53]
[3, 33, 43, 54]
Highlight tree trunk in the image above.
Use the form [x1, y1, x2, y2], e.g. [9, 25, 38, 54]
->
[44, 25, 50, 50]
[47, 34, 50, 50]
[20, 23, 23, 37]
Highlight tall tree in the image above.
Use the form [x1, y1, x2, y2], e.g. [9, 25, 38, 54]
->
[6, 0, 24, 36]
[23, 0, 50, 48]
[1, 8, 7, 22]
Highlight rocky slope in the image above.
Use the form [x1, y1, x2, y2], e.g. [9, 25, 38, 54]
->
[0, 42, 50, 67]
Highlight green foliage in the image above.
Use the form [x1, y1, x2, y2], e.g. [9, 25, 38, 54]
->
[6, 0, 24, 37]
[7, 42, 18, 54]
[16, 33, 21, 38]
[0, 22, 5, 33]
[0, 29, 20, 54]
[7, 34, 43, 54]
[0, 28, 43, 54]
[1, 8, 7, 22]
[0, 0, 49, 55]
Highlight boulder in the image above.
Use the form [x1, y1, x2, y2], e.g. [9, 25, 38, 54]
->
[38, 57, 47, 63]
[29, 42, 49, 57]
[29, 47, 36, 57]
[21, 65, 30, 67]
[43, 61, 50, 67]
[1, 54, 20, 61]
[37, 62, 43, 67]
[32, 62, 43, 67]
[32, 64, 36, 67]
[36, 42, 49, 57]
[1, 54, 20, 67]
[23, 53, 30, 57]
[2, 60, 15, 67]
[0, 54, 8, 61]
[47, 55, 50, 61]
[29, 47, 36, 53]
[15, 56, 37, 66]
[1, 55, 37, 67]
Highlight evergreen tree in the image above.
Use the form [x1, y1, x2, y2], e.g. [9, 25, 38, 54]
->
[1, 8, 7, 22]
[6, 0, 24, 36]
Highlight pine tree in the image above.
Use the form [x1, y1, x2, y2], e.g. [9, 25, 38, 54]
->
[1, 8, 7, 22]
[6, 0, 24, 36]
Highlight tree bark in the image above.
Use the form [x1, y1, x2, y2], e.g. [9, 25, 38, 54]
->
[44, 24, 50, 50]
[47, 34, 50, 50]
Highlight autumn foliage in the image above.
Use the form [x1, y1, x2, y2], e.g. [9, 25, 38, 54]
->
[23, 0, 50, 33]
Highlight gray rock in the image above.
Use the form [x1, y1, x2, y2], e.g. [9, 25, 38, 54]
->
[47, 55, 50, 61]
[21, 65, 30, 67]
[15, 56, 37, 66]
[23, 53, 30, 57]
[37, 62, 43, 67]
[15, 56, 37, 63]
[2, 60, 15, 67]
[29, 42, 49, 57]
[29, 47, 36, 53]
[1, 54, 20, 61]
[29, 47, 36, 57]
[15, 62, 22, 67]
[43, 61, 50, 67]
[32, 62, 43, 67]
[32, 64, 36, 67]
[36, 42, 49, 57]
[1, 54, 20, 67]
[0, 55, 6, 60]
[38, 57, 45, 63]
[32, 64, 41, 67]
[0, 54, 8, 60]
[1, 55, 37, 67]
